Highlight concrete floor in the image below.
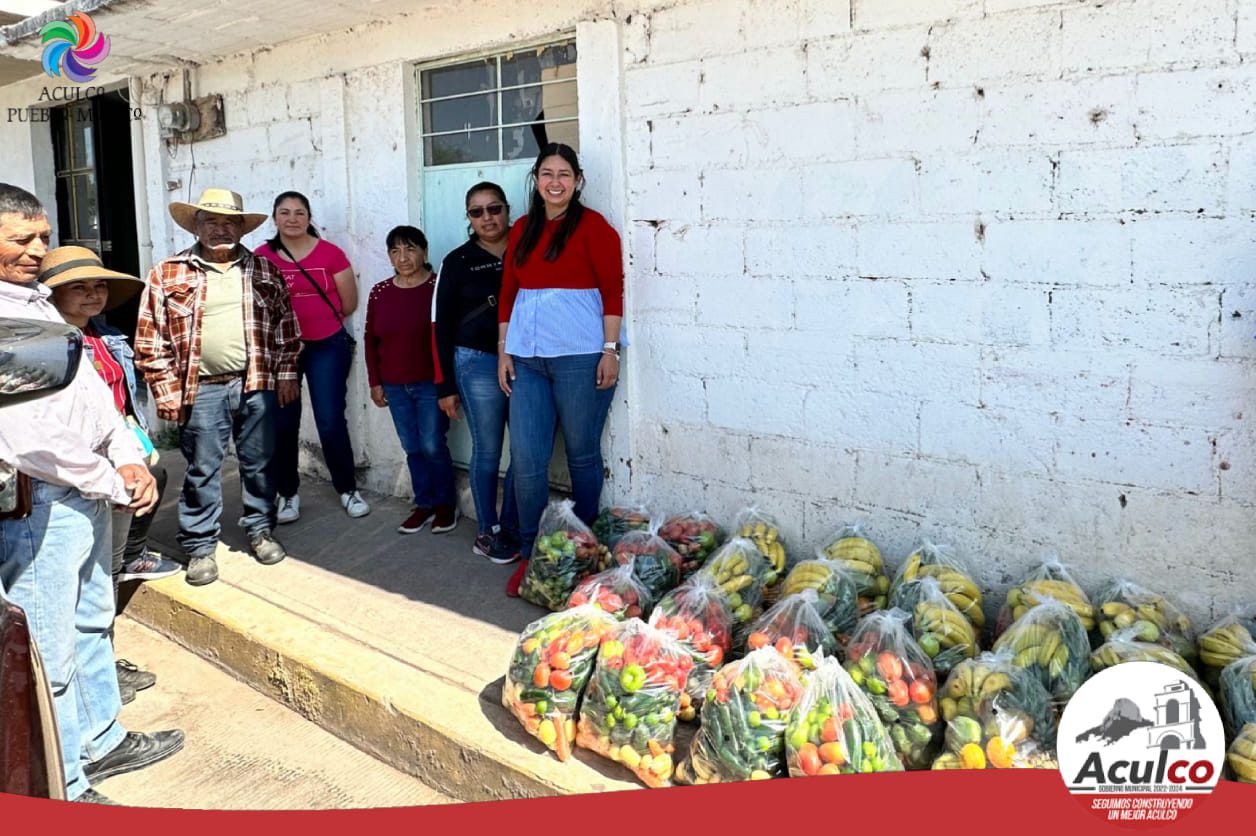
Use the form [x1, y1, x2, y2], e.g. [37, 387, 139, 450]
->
[102, 618, 455, 810]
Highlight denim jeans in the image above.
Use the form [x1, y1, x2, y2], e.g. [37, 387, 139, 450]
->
[178, 380, 277, 558]
[0, 480, 127, 799]
[382, 381, 455, 509]
[276, 329, 357, 496]
[111, 461, 168, 615]
[508, 353, 615, 558]
[455, 347, 518, 538]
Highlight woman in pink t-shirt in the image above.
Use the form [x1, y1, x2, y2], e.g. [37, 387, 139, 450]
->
[256, 191, 370, 521]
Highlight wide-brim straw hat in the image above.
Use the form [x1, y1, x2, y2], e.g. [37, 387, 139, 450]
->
[169, 187, 267, 236]
[38, 246, 143, 311]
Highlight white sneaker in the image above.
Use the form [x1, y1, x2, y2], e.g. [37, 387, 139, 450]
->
[277, 494, 301, 525]
[340, 490, 371, 518]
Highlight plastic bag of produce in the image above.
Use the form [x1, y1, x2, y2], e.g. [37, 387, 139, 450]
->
[779, 556, 860, 642]
[996, 557, 1094, 636]
[843, 609, 942, 769]
[1093, 579, 1195, 662]
[891, 541, 985, 630]
[935, 651, 1057, 764]
[1090, 626, 1199, 681]
[732, 506, 790, 595]
[502, 604, 619, 760]
[658, 511, 725, 577]
[992, 598, 1091, 701]
[649, 574, 735, 719]
[746, 589, 839, 672]
[785, 655, 903, 776]
[613, 526, 683, 603]
[576, 618, 693, 787]
[1228, 723, 1256, 784]
[1198, 608, 1256, 687]
[566, 562, 652, 621]
[1219, 654, 1256, 737]
[593, 504, 652, 552]
[818, 522, 890, 615]
[696, 537, 772, 650]
[675, 647, 805, 783]
[909, 576, 980, 675]
[520, 499, 603, 610]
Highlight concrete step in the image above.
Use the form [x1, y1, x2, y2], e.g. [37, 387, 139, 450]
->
[127, 453, 641, 803]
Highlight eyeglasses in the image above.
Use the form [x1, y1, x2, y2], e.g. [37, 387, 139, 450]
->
[467, 204, 505, 219]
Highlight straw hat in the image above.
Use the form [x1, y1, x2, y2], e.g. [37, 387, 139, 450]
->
[38, 246, 143, 311]
[168, 187, 267, 236]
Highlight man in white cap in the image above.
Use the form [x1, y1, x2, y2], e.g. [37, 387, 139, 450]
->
[135, 188, 301, 586]
[0, 182, 184, 804]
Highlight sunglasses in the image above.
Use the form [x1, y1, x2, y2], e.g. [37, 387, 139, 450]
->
[467, 203, 506, 219]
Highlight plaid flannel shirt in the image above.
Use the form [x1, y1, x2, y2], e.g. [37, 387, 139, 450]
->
[134, 245, 301, 420]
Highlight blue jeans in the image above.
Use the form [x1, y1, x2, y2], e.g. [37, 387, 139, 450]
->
[276, 329, 357, 496]
[508, 353, 615, 558]
[0, 481, 126, 799]
[383, 381, 455, 509]
[455, 347, 518, 538]
[178, 380, 277, 558]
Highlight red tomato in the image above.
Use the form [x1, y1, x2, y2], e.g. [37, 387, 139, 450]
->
[887, 679, 910, 707]
[747, 632, 771, 650]
[533, 663, 551, 687]
[909, 679, 933, 704]
[821, 717, 840, 742]
[797, 742, 821, 776]
[774, 637, 794, 657]
[549, 668, 574, 690]
[550, 651, 572, 670]
[876, 652, 904, 682]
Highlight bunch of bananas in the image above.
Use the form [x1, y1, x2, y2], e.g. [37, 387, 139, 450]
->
[1090, 630, 1198, 680]
[1198, 617, 1256, 686]
[820, 528, 889, 615]
[780, 559, 859, 637]
[992, 602, 1091, 701]
[914, 596, 980, 673]
[1001, 575, 1095, 633]
[1094, 580, 1194, 661]
[895, 545, 985, 629]
[1227, 723, 1256, 783]
[736, 518, 787, 584]
[696, 538, 768, 627]
[936, 654, 1057, 767]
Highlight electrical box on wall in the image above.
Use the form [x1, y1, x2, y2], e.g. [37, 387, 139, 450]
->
[157, 94, 225, 143]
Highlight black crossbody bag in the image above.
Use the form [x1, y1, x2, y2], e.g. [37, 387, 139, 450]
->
[275, 241, 357, 351]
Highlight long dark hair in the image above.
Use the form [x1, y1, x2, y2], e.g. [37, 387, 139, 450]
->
[513, 143, 584, 267]
[266, 190, 320, 249]
[465, 181, 509, 241]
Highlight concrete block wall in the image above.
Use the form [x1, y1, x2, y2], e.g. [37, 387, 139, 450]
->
[624, 0, 1256, 622]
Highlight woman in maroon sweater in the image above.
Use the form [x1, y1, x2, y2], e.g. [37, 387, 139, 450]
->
[363, 225, 458, 535]
[496, 143, 624, 597]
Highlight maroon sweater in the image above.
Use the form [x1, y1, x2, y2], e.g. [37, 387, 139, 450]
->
[363, 276, 436, 387]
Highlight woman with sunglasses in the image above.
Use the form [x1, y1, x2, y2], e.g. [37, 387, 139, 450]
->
[497, 143, 624, 597]
[433, 182, 520, 564]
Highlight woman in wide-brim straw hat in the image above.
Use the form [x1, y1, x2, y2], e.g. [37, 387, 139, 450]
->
[168, 187, 268, 236]
[40, 246, 183, 702]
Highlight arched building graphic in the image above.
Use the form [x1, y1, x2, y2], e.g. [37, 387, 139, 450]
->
[1148, 680, 1205, 751]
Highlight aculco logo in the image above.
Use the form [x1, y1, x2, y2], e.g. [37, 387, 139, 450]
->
[1057, 662, 1225, 827]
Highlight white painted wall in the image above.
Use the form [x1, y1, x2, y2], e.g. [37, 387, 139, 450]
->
[1, 0, 1253, 623]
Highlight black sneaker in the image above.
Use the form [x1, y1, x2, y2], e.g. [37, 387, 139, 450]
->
[474, 532, 520, 565]
[249, 531, 288, 565]
[116, 659, 156, 693]
[83, 730, 185, 783]
[75, 788, 119, 805]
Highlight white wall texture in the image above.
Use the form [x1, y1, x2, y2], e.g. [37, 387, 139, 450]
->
[1, 0, 1254, 622]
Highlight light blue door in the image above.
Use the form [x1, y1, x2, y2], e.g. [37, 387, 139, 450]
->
[422, 161, 572, 490]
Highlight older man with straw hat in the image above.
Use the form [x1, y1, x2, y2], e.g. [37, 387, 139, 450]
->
[135, 188, 301, 587]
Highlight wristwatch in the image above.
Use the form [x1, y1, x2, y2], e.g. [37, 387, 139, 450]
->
[602, 340, 621, 361]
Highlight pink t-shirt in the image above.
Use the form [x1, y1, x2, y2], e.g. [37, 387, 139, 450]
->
[255, 239, 353, 342]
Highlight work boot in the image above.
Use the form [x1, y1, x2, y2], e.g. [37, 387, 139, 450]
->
[119, 681, 136, 706]
[83, 730, 185, 783]
[250, 531, 288, 565]
[185, 554, 218, 586]
[116, 659, 156, 693]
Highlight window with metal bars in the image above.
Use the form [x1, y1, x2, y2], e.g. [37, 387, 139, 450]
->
[418, 40, 579, 167]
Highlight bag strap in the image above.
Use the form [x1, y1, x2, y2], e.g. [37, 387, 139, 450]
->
[275, 240, 345, 327]
[459, 295, 497, 328]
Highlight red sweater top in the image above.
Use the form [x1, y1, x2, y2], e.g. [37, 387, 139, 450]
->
[363, 276, 437, 387]
[497, 208, 624, 323]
